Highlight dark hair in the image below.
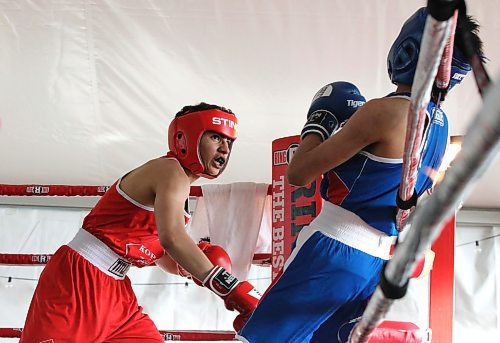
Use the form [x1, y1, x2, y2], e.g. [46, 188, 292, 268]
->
[175, 102, 234, 117]
[455, 12, 485, 61]
[432, 12, 485, 102]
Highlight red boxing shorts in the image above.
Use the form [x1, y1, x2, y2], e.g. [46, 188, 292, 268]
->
[20, 245, 163, 342]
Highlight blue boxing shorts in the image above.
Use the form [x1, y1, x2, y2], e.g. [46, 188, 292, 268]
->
[237, 203, 392, 343]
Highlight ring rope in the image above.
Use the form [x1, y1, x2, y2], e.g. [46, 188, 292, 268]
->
[0, 253, 52, 265]
[349, 4, 500, 342]
[0, 184, 273, 197]
[435, 11, 458, 91]
[0, 328, 237, 341]
[350, 7, 459, 342]
[0, 253, 271, 266]
[456, 2, 492, 97]
[395, 10, 456, 231]
[0, 184, 272, 263]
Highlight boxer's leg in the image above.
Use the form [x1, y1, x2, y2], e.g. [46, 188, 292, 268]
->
[20, 246, 112, 342]
[105, 307, 163, 342]
[310, 299, 368, 343]
[238, 228, 384, 343]
[311, 265, 381, 343]
[105, 278, 163, 342]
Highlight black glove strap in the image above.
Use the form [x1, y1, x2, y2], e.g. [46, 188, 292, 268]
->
[379, 263, 409, 300]
[396, 190, 418, 210]
[204, 266, 239, 297]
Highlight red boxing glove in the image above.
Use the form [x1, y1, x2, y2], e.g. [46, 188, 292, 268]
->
[203, 266, 261, 331]
[198, 242, 232, 273]
[224, 280, 260, 313]
[178, 242, 233, 280]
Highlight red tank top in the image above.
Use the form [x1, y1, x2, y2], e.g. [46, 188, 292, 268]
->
[82, 179, 190, 267]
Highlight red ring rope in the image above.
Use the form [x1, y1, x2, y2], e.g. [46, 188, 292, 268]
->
[0, 253, 270, 266]
[0, 184, 273, 197]
[0, 254, 52, 265]
[0, 328, 236, 340]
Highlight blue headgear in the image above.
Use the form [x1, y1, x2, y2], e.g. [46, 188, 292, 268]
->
[387, 7, 471, 90]
[308, 81, 366, 124]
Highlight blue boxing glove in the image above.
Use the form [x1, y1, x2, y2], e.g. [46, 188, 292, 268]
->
[301, 81, 366, 141]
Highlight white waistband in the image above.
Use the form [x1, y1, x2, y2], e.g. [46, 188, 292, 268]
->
[309, 202, 396, 260]
[67, 228, 131, 280]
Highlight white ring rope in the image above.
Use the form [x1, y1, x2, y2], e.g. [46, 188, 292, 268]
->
[348, 7, 500, 342]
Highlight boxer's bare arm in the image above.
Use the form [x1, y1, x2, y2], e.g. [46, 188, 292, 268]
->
[288, 100, 383, 186]
[151, 160, 214, 282]
[288, 98, 409, 186]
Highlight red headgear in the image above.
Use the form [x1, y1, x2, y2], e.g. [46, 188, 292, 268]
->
[168, 109, 238, 178]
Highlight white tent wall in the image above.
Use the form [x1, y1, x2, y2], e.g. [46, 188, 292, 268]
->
[455, 226, 500, 342]
[454, 210, 500, 342]
[1, 0, 500, 342]
[0, 0, 499, 206]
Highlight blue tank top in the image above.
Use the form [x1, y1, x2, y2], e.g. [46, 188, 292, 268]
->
[320, 93, 448, 236]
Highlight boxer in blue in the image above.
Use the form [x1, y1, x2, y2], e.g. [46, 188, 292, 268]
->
[238, 7, 484, 343]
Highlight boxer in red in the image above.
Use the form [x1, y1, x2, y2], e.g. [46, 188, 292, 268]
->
[20, 103, 260, 342]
